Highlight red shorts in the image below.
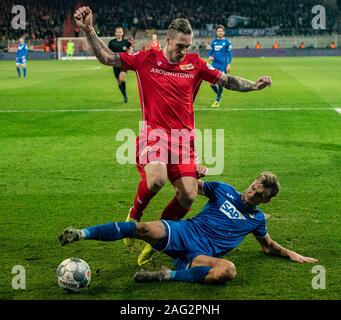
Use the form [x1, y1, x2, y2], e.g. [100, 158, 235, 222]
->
[136, 129, 197, 183]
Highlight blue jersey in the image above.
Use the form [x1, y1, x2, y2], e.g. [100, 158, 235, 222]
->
[154, 181, 267, 269]
[208, 38, 232, 72]
[16, 43, 28, 65]
[17, 43, 28, 58]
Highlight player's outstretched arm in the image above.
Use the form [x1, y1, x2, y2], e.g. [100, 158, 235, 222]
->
[74, 6, 121, 67]
[216, 73, 272, 92]
[256, 234, 318, 264]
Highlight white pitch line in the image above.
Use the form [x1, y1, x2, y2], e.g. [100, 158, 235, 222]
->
[0, 107, 335, 113]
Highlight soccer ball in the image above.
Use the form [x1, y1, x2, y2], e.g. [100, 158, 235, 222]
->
[57, 257, 91, 292]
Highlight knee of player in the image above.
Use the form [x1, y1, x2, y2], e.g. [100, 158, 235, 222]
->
[177, 189, 197, 207]
[135, 222, 150, 237]
[222, 262, 237, 281]
[212, 262, 237, 282]
[148, 175, 167, 191]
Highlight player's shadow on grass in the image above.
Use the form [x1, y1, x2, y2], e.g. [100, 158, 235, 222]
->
[262, 139, 341, 152]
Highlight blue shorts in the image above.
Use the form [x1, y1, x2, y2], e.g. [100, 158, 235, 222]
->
[152, 220, 209, 270]
[16, 56, 27, 65]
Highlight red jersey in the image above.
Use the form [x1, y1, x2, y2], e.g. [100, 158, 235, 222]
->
[119, 50, 222, 132]
[149, 40, 161, 51]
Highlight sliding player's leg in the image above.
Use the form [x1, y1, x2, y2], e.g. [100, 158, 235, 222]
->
[58, 220, 166, 246]
[135, 255, 236, 284]
[190, 255, 237, 283]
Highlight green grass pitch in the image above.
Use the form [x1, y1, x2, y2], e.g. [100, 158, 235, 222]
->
[0, 57, 340, 300]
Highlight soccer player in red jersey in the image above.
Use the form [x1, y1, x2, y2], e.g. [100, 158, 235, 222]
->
[74, 6, 272, 266]
[149, 33, 161, 51]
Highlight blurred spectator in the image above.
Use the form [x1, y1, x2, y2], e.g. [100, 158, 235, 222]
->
[329, 41, 337, 49]
[255, 41, 262, 49]
[273, 41, 279, 49]
[0, 33, 8, 51]
[299, 41, 305, 49]
[44, 38, 50, 51]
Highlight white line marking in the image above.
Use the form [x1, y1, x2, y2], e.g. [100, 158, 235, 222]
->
[334, 108, 341, 114]
[0, 107, 334, 113]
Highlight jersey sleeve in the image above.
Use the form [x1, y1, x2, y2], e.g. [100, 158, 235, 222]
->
[203, 181, 223, 199]
[119, 50, 147, 71]
[252, 214, 268, 238]
[197, 56, 222, 84]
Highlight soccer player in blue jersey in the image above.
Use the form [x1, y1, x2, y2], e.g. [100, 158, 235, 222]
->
[16, 37, 28, 78]
[208, 25, 232, 108]
[59, 171, 318, 284]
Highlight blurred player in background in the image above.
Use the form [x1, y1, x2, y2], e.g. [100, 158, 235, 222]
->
[74, 6, 271, 267]
[208, 25, 232, 108]
[16, 37, 28, 78]
[149, 33, 161, 51]
[108, 27, 132, 103]
[66, 39, 75, 59]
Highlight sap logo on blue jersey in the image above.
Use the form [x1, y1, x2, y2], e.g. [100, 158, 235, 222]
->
[219, 200, 245, 220]
[214, 45, 224, 51]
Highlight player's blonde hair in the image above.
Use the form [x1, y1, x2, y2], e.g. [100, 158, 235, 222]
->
[256, 172, 280, 198]
[216, 25, 225, 31]
[167, 18, 192, 39]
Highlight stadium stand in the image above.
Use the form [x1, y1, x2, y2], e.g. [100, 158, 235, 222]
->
[0, 0, 340, 56]
[1, 0, 339, 41]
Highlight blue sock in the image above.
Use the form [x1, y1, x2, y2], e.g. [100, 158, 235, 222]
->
[216, 85, 223, 102]
[168, 266, 211, 283]
[23, 67, 27, 77]
[210, 84, 218, 94]
[16, 67, 21, 77]
[82, 221, 136, 241]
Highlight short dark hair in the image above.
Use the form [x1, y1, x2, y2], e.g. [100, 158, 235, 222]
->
[167, 18, 192, 39]
[216, 25, 225, 31]
[256, 172, 280, 198]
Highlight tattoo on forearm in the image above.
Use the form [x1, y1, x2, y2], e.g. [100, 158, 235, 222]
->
[219, 74, 258, 92]
[85, 27, 121, 67]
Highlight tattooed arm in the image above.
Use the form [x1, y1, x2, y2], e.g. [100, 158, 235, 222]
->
[216, 73, 272, 92]
[74, 6, 121, 67]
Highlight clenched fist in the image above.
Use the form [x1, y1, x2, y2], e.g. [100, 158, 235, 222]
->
[74, 6, 93, 30]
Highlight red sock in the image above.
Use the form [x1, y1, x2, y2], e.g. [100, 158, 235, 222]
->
[129, 178, 156, 221]
[161, 196, 190, 220]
